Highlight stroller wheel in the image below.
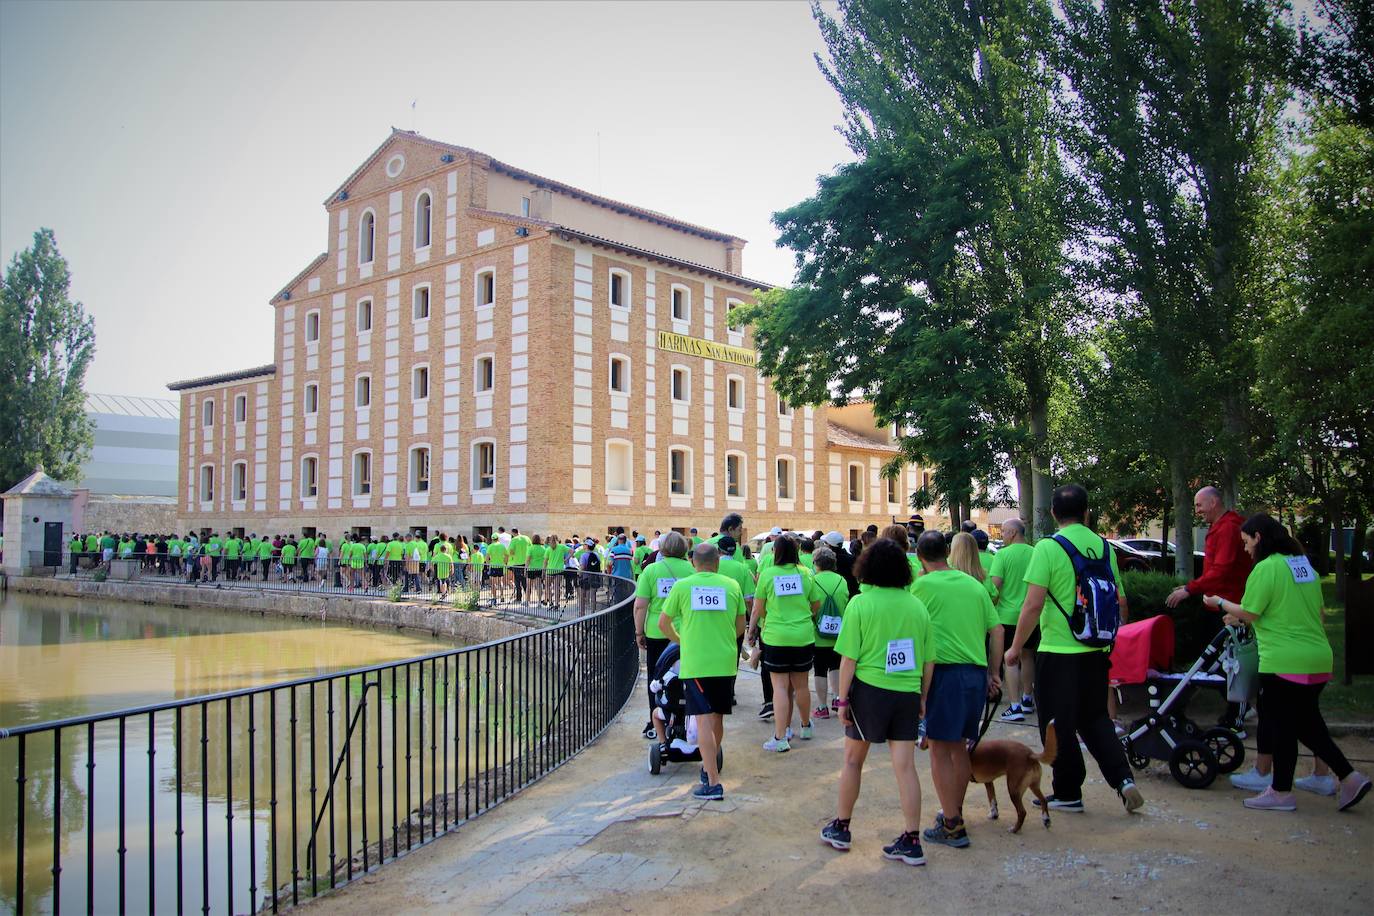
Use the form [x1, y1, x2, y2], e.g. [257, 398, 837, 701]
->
[648, 743, 662, 775]
[1201, 726, 1245, 774]
[1168, 739, 1218, 789]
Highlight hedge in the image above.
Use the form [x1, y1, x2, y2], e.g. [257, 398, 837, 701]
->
[1121, 570, 1220, 666]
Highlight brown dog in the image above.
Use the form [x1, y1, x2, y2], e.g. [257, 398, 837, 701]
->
[969, 719, 1058, 832]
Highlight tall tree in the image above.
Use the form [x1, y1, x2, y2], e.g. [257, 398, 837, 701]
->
[747, 0, 1079, 534]
[0, 229, 96, 489]
[1059, 0, 1298, 573]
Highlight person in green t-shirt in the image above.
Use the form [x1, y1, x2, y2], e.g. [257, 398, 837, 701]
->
[1205, 513, 1369, 810]
[224, 535, 242, 580]
[659, 541, 746, 800]
[297, 535, 316, 582]
[486, 539, 508, 603]
[508, 529, 531, 603]
[543, 536, 569, 608]
[988, 519, 1037, 723]
[526, 535, 547, 605]
[809, 546, 852, 720]
[632, 535, 651, 577]
[1006, 483, 1142, 816]
[281, 539, 298, 581]
[634, 532, 697, 739]
[385, 533, 405, 585]
[911, 530, 1000, 848]
[432, 540, 453, 596]
[820, 536, 935, 862]
[748, 535, 823, 752]
[256, 536, 272, 581]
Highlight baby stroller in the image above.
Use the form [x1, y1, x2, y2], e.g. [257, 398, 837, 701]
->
[1119, 622, 1255, 789]
[646, 642, 724, 776]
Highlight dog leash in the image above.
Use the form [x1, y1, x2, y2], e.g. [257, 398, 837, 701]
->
[967, 687, 1003, 755]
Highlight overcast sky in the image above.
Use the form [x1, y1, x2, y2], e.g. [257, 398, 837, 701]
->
[0, 0, 851, 400]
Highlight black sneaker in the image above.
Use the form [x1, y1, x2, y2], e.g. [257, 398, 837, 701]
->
[882, 831, 926, 865]
[821, 818, 852, 851]
[700, 767, 709, 787]
[641, 721, 657, 740]
[922, 813, 970, 848]
[1118, 778, 1144, 813]
[757, 702, 774, 721]
[1033, 795, 1085, 812]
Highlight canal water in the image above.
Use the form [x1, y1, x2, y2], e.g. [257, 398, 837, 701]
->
[0, 591, 465, 915]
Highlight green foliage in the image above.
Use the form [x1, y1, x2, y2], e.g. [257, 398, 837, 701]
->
[387, 582, 405, 603]
[0, 228, 96, 489]
[457, 588, 481, 613]
[1121, 570, 1216, 664]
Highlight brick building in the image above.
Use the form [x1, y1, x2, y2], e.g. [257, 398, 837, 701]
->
[169, 130, 968, 541]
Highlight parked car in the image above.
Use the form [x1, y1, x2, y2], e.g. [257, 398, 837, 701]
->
[1119, 537, 1206, 574]
[1106, 539, 1155, 574]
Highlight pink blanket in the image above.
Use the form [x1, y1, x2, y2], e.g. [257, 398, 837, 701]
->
[1109, 616, 1175, 685]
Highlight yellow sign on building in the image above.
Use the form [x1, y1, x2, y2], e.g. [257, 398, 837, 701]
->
[656, 330, 757, 368]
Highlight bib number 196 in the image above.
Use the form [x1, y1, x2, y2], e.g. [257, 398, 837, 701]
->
[885, 638, 915, 674]
[691, 586, 727, 611]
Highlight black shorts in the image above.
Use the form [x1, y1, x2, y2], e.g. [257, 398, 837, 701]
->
[1002, 622, 1040, 651]
[763, 643, 814, 673]
[845, 678, 921, 743]
[527, 569, 543, 579]
[813, 645, 841, 677]
[684, 675, 736, 715]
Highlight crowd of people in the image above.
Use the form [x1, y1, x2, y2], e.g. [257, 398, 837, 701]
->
[63, 479, 1368, 866]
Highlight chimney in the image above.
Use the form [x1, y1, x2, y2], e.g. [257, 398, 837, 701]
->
[529, 188, 554, 221]
[725, 239, 745, 275]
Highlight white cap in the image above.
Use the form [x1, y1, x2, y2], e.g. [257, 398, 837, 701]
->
[769, 526, 783, 537]
[822, 531, 844, 547]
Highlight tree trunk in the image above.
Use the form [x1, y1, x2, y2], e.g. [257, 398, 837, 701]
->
[1170, 460, 1194, 579]
[1161, 504, 1171, 574]
[1349, 513, 1366, 582]
[1028, 402, 1055, 539]
[1015, 461, 1034, 529]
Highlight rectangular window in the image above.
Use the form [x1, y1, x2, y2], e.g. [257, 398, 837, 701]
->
[727, 300, 743, 331]
[727, 378, 742, 410]
[199, 465, 214, 502]
[234, 394, 247, 423]
[413, 366, 429, 401]
[777, 459, 792, 500]
[410, 448, 430, 493]
[670, 449, 690, 495]
[521, 196, 531, 216]
[232, 463, 247, 502]
[610, 357, 628, 393]
[477, 270, 495, 307]
[304, 384, 318, 415]
[202, 400, 214, 427]
[355, 375, 371, 407]
[726, 454, 742, 497]
[671, 287, 688, 321]
[476, 356, 494, 392]
[474, 442, 495, 490]
[357, 298, 372, 332]
[412, 286, 430, 320]
[606, 441, 631, 493]
[610, 272, 625, 308]
[887, 475, 899, 505]
[302, 457, 318, 498]
[305, 311, 320, 343]
[354, 452, 371, 495]
[848, 464, 862, 502]
[778, 398, 792, 417]
[671, 368, 687, 402]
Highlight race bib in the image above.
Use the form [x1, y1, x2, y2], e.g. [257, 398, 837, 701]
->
[690, 586, 728, 611]
[773, 573, 803, 597]
[656, 577, 678, 599]
[1285, 555, 1316, 584]
[818, 615, 842, 636]
[885, 638, 915, 673]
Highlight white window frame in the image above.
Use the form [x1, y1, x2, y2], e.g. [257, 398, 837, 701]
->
[303, 383, 319, 415]
[198, 463, 215, 503]
[233, 394, 247, 424]
[304, 309, 321, 343]
[356, 297, 373, 333]
[725, 451, 746, 498]
[408, 445, 431, 494]
[670, 365, 691, 404]
[355, 374, 371, 408]
[414, 190, 432, 250]
[669, 447, 693, 496]
[412, 283, 431, 321]
[412, 364, 430, 402]
[471, 439, 496, 492]
[887, 473, 900, 506]
[358, 209, 376, 265]
[301, 455, 320, 499]
[352, 449, 373, 496]
[231, 460, 248, 503]
[475, 268, 496, 308]
[726, 297, 745, 332]
[475, 354, 495, 393]
[604, 438, 633, 495]
[726, 374, 744, 411]
[776, 457, 795, 501]
[777, 397, 792, 417]
[201, 398, 214, 428]
[670, 284, 691, 322]
[608, 353, 631, 394]
[608, 268, 632, 311]
[848, 462, 864, 502]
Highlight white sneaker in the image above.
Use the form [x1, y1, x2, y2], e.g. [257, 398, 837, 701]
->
[1230, 766, 1273, 791]
[1294, 773, 1338, 796]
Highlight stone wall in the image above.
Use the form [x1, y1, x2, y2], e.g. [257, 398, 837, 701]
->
[81, 496, 180, 535]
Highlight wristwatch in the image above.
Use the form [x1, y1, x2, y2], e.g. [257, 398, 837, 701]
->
[834, 699, 849, 708]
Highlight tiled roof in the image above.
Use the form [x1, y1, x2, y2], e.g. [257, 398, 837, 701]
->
[328, 129, 746, 243]
[85, 393, 179, 420]
[166, 365, 277, 392]
[549, 226, 775, 291]
[3, 468, 74, 498]
[826, 424, 899, 454]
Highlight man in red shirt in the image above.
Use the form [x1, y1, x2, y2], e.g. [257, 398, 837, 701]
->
[1166, 486, 1254, 731]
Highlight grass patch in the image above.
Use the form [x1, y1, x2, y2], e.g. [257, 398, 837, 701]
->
[1318, 575, 1374, 719]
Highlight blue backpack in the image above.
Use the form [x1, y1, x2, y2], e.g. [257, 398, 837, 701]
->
[1047, 534, 1120, 648]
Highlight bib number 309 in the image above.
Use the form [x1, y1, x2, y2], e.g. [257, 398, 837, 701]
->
[885, 638, 915, 674]
[773, 573, 803, 597]
[1285, 555, 1316, 584]
[691, 586, 728, 611]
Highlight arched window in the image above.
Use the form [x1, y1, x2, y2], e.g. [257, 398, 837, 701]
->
[725, 452, 746, 498]
[472, 440, 496, 491]
[301, 456, 319, 498]
[359, 210, 376, 264]
[669, 448, 692, 496]
[776, 457, 794, 500]
[415, 192, 432, 248]
[609, 354, 630, 394]
[670, 284, 690, 322]
[355, 374, 371, 408]
[199, 464, 215, 503]
[408, 446, 431, 493]
[231, 461, 248, 502]
[352, 450, 372, 496]
[609, 269, 631, 310]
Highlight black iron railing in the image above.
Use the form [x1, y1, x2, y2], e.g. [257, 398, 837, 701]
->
[0, 573, 638, 914]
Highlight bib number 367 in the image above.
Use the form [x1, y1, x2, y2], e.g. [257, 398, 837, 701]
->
[886, 638, 915, 674]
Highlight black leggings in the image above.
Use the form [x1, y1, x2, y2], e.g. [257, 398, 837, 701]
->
[1257, 674, 1353, 792]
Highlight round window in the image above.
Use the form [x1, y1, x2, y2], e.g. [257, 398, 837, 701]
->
[385, 154, 406, 178]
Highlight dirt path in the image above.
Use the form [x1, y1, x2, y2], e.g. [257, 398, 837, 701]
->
[306, 668, 1374, 914]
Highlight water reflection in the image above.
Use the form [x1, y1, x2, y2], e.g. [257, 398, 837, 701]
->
[0, 592, 461, 916]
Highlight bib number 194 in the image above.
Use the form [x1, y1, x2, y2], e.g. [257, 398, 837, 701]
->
[773, 574, 803, 597]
